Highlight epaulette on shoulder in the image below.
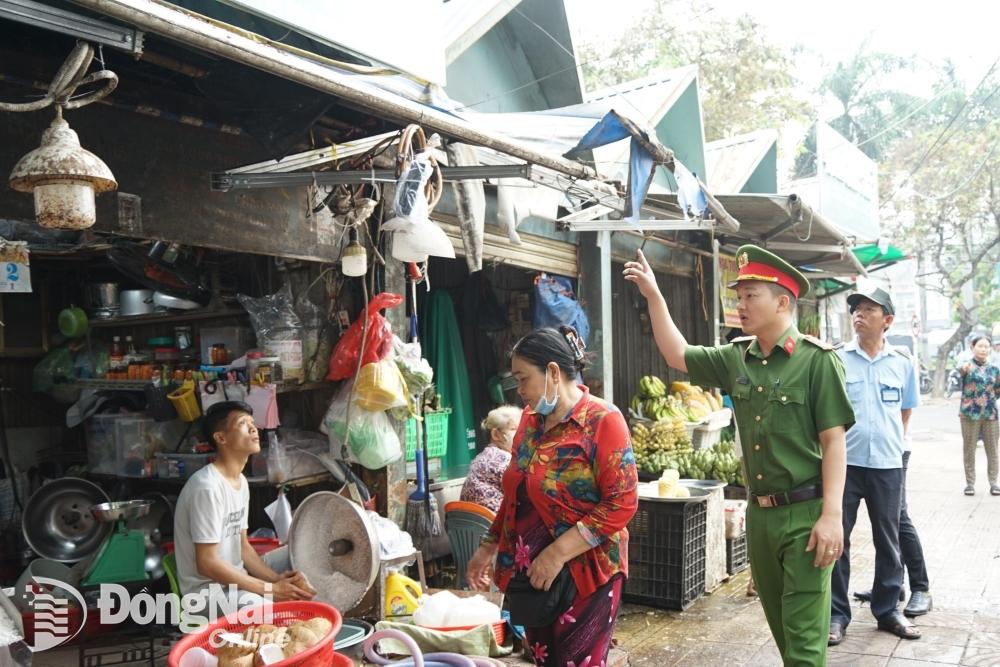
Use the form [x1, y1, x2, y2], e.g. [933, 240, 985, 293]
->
[891, 345, 913, 359]
[802, 334, 836, 351]
[731, 335, 755, 344]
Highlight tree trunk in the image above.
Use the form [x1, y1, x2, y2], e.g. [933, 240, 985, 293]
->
[932, 318, 974, 397]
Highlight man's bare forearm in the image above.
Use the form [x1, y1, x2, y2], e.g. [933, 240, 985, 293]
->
[818, 427, 846, 518]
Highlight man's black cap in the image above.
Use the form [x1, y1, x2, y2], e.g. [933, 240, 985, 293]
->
[847, 286, 895, 316]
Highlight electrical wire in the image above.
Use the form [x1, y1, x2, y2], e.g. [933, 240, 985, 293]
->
[881, 56, 1000, 209]
[910, 135, 1000, 201]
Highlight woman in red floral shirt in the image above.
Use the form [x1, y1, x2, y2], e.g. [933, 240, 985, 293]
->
[466, 327, 638, 667]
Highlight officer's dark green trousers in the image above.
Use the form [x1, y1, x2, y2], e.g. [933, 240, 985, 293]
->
[747, 497, 832, 666]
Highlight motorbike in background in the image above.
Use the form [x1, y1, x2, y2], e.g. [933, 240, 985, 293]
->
[947, 367, 962, 398]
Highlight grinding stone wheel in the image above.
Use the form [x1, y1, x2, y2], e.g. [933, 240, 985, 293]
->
[288, 491, 380, 612]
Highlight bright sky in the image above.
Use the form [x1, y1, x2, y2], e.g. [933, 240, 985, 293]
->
[565, 0, 1000, 98]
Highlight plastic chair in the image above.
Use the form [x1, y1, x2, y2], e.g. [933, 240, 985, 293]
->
[444, 501, 496, 589]
[163, 552, 180, 598]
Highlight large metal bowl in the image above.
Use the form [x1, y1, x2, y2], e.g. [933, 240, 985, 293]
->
[23, 478, 112, 562]
[91, 500, 152, 523]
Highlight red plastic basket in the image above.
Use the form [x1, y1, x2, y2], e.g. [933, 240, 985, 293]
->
[427, 621, 507, 646]
[331, 653, 355, 666]
[166, 601, 343, 667]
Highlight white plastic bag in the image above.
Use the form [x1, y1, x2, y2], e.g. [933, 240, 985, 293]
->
[264, 489, 292, 543]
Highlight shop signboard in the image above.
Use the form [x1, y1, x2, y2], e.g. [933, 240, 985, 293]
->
[719, 252, 740, 327]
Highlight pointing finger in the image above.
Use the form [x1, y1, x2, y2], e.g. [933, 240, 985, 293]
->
[637, 249, 651, 271]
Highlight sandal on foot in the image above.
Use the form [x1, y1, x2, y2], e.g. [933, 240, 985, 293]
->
[828, 621, 847, 646]
[877, 612, 921, 640]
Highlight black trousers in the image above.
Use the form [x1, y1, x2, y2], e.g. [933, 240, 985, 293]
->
[900, 450, 930, 592]
[832, 466, 904, 625]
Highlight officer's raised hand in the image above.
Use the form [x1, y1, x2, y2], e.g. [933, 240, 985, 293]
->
[623, 250, 661, 300]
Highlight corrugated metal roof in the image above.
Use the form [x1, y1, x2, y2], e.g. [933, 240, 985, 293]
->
[645, 192, 867, 277]
[705, 129, 778, 193]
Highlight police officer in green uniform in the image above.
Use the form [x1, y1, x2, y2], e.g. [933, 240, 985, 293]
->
[624, 245, 854, 666]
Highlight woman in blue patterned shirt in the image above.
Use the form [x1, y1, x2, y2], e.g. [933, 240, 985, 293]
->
[958, 335, 1000, 496]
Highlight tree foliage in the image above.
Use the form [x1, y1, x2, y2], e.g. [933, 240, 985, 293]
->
[578, 0, 807, 141]
[881, 73, 1000, 393]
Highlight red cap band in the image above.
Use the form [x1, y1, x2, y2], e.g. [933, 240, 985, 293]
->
[736, 261, 801, 298]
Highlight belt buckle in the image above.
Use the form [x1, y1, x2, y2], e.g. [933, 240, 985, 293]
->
[757, 494, 776, 508]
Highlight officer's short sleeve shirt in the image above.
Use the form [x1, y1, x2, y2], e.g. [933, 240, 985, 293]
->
[685, 326, 855, 494]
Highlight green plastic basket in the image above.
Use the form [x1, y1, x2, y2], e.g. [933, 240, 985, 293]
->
[405, 409, 451, 461]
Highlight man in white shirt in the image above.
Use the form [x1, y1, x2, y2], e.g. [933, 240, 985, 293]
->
[173, 401, 313, 618]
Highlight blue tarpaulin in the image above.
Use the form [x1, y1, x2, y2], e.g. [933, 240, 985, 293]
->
[564, 110, 656, 223]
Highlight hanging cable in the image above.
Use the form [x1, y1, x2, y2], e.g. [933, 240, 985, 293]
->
[0, 42, 117, 113]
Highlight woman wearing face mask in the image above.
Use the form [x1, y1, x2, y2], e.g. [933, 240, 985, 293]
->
[958, 335, 1000, 496]
[465, 327, 638, 667]
[459, 405, 523, 513]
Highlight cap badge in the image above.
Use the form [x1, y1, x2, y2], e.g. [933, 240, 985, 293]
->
[738, 252, 749, 268]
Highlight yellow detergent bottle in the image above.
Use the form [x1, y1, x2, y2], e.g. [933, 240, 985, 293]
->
[385, 572, 422, 617]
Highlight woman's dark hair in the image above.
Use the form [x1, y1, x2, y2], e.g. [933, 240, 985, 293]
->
[971, 335, 992, 348]
[511, 326, 588, 377]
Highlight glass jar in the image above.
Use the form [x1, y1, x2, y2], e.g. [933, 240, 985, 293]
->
[210, 343, 228, 365]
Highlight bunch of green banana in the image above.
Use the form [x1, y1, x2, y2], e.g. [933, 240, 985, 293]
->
[638, 375, 667, 398]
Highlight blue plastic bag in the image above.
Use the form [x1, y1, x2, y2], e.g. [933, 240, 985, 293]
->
[532, 273, 590, 345]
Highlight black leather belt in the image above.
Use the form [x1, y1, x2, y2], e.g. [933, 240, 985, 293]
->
[751, 483, 823, 508]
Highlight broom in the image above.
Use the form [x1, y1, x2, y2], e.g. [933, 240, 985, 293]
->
[405, 268, 442, 550]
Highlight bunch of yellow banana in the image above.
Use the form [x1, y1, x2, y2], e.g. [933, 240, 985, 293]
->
[669, 381, 723, 420]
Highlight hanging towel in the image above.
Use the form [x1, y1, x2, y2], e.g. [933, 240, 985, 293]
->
[421, 290, 475, 474]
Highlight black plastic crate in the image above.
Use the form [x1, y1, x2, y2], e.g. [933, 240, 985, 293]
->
[726, 532, 748, 575]
[624, 497, 707, 611]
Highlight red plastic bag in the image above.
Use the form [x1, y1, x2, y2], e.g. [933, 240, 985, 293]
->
[327, 292, 404, 381]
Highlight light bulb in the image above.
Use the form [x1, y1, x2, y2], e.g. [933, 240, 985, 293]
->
[342, 230, 367, 277]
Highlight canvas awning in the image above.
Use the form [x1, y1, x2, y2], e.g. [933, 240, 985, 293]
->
[814, 243, 909, 296]
[645, 192, 868, 278]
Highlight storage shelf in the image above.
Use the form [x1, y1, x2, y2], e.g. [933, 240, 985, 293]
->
[87, 308, 247, 328]
[75, 379, 149, 390]
[74, 379, 332, 393]
[276, 381, 333, 394]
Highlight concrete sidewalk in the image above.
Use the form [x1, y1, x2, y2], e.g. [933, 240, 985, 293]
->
[617, 397, 1000, 666]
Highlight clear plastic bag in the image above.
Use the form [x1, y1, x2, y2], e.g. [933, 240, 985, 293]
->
[32, 347, 74, 393]
[324, 383, 402, 469]
[266, 431, 289, 483]
[354, 359, 408, 412]
[386, 146, 436, 228]
[237, 283, 303, 343]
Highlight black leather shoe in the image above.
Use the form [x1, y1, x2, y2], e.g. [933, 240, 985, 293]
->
[853, 588, 905, 603]
[904, 591, 933, 617]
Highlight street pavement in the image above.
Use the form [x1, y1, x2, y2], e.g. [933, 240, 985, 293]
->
[616, 396, 1000, 666]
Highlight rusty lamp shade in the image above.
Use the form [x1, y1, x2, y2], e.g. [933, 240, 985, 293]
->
[9, 114, 116, 230]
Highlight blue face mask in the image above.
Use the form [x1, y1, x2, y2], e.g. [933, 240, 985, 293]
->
[535, 371, 559, 416]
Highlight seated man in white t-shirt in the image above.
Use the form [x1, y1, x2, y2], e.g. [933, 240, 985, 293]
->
[173, 401, 314, 617]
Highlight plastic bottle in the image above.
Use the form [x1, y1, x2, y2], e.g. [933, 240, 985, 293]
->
[385, 572, 422, 617]
[125, 335, 136, 356]
[110, 336, 124, 357]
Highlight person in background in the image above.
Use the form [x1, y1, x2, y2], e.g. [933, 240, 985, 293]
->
[958, 336, 1000, 496]
[625, 245, 853, 666]
[460, 405, 522, 513]
[466, 327, 638, 667]
[173, 401, 314, 619]
[829, 287, 920, 645]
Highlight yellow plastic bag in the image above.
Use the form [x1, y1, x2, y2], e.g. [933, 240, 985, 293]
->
[355, 359, 408, 412]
